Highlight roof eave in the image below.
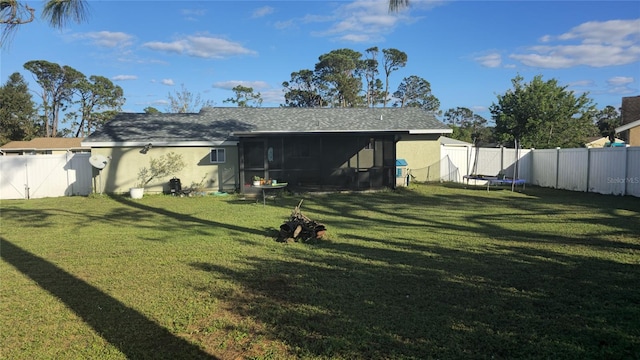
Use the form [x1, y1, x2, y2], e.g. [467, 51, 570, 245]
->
[616, 118, 640, 133]
[81, 140, 238, 147]
[233, 128, 453, 135]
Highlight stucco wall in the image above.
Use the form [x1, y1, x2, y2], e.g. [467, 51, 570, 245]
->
[629, 128, 640, 146]
[396, 134, 442, 182]
[91, 146, 238, 194]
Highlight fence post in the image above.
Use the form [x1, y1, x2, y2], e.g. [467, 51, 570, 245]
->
[586, 148, 591, 193]
[555, 147, 560, 189]
[624, 146, 628, 196]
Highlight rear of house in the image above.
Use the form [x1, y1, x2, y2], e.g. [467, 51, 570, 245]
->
[81, 107, 452, 194]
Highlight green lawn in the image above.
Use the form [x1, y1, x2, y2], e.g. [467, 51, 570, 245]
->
[1, 184, 639, 360]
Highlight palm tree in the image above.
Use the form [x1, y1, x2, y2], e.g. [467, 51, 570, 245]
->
[1, 0, 88, 47]
[389, 0, 409, 12]
[42, 0, 89, 29]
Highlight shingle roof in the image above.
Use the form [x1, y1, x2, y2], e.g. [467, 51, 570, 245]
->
[83, 107, 451, 146]
[1, 137, 87, 150]
[621, 95, 640, 125]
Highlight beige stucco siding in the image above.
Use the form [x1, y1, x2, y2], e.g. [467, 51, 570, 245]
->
[396, 134, 442, 182]
[91, 146, 238, 194]
[629, 128, 640, 146]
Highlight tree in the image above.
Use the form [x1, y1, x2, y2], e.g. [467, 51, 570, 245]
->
[381, 48, 407, 107]
[490, 74, 595, 149]
[223, 85, 263, 107]
[393, 75, 440, 113]
[444, 107, 491, 145]
[1, 0, 89, 47]
[314, 48, 364, 107]
[363, 47, 380, 107]
[24, 60, 84, 137]
[144, 106, 161, 114]
[166, 84, 215, 113]
[0, 72, 38, 144]
[594, 105, 621, 143]
[282, 69, 324, 108]
[74, 75, 124, 137]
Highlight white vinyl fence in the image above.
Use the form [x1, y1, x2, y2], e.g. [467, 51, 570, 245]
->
[0, 153, 92, 199]
[438, 145, 640, 197]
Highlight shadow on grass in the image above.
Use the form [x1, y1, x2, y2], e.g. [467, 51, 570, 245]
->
[107, 194, 270, 238]
[1, 237, 218, 359]
[189, 186, 640, 359]
[190, 241, 640, 359]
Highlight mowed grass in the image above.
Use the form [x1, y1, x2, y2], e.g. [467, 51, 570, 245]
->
[1, 184, 639, 360]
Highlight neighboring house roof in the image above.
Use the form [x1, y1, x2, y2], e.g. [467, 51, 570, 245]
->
[620, 95, 640, 125]
[83, 107, 452, 147]
[616, 119, 640, 133]
[440, 136, 472, 146]
[585, 136, 625, 148]
[1, 137, 87, 151]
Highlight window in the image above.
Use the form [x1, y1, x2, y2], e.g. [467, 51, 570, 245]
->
[210, 148, 226, 163]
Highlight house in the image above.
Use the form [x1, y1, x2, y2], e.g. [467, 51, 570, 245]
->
[81, 107, 452, 194]
[0, 137, 89, 156]
[617, 95, 640, 146]
[585, 136, 626, 148]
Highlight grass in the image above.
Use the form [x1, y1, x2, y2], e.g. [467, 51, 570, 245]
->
[1, 183, 639, 360]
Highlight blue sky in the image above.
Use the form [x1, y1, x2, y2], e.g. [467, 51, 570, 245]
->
[2, 0, 639, 123]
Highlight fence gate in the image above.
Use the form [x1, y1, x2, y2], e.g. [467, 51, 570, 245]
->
[0, 153, 92, 200]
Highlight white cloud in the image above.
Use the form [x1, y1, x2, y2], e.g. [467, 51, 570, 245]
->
[252, 6, 274, 18]
[213, 80, 270, 90]
[72, 31, 134, 48]
[142, 33, 257, 59]
[181, 9, 206, 17]
[567, 80, 595, 88]
[112, 75, 137, 81]
[607, 76, 633, 86]
[161, 79, 175, 86]
[510, 19, 640, 69]
[274, 20, 295, 30]
[291, 0, 425, 43]
[474, 53, 502, 68]
[606, 76, 636, 94]
[259, 88, 285, 105]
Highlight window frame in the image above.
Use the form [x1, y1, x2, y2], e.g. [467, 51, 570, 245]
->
[210, 148, 226, 163]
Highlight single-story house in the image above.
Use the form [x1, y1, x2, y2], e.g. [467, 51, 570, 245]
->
[81, 107, 452, 194]
[617, 95, 640, 146]
[0, 137, 89, 156]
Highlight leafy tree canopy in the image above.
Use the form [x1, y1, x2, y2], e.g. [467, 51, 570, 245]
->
[223, 85, 263, 108]
[490, 74, 596, 149]
[0, 71, 38, 144]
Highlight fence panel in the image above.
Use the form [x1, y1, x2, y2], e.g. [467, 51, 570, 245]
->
[475, 148, 502, 176]
[440, 146, 471, 181]
[0, 154, 92, 199]
[558, 148, 589, 192]
[588, 148, 627, 195]
[626, 147, 640, 197]
[530, 149, 558, 188]
[517, 149, 532, 181]
[0, 157, 28, 199]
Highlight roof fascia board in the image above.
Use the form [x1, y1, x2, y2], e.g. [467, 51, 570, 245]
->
[409, 129, 453, 134]
[233, 129, 452, 136]
[81, 140, 238, 147]
[615, 118, 640, 133]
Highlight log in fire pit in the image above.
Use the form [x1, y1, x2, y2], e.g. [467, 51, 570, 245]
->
[278, 200, 326, 242]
